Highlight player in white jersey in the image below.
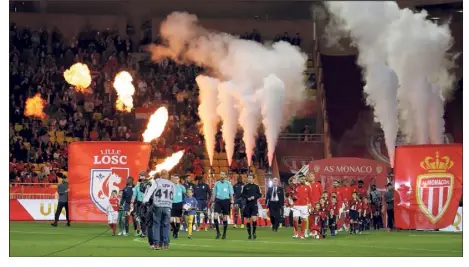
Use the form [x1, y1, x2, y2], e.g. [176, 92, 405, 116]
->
[143, 170, 175, 250]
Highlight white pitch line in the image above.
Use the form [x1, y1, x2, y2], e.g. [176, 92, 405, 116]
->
[10, 230, 461, 254]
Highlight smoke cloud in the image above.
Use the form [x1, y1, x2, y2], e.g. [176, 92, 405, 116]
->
[216, 81, 239, 166]
[256, 75, 286, 166]
[325, 1, 456, 165]
[196, 75, 220, 166]
[148, 12, 308, 166]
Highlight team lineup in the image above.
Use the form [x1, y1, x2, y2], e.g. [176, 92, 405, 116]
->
[105, 168, 377, 250]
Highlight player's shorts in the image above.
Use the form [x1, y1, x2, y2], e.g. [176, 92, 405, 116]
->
[196, 199, 207, 212]
[243, 201, 259, 218]
[171, 202, 183, 217]
[283, 207, 291, 217]
[214, 199, 231, 216]
[107, 211, 118, 224]
[349, 210, 359, 221]
[291, 205, 309, 219]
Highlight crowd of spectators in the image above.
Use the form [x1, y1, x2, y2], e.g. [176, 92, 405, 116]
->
[9, 23, 270, 185]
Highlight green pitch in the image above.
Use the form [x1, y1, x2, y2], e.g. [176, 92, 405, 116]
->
[10, 222, 462, 257]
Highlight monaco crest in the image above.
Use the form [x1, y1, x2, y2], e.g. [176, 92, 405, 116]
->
[416, 152, 454, 223]
[90, 167, 129, 212]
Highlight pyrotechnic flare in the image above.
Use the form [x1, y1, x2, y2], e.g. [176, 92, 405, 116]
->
[256, 75, 286, 166]
[142, 107, 169, 143]
[147, 12, 307, 167]
[64, 63, 92, 92]
[24, 94, 46, 119]
[216, 82, 239, 166]
[113, 71, 135, 112]
[149, 150, 185, 176]
[196, 75, 220, 166]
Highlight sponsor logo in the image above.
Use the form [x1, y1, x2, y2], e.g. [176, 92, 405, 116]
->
[90, 168, 129, 213]
[416, 151, 454, 223]
[282, 156, 315, 173]
[40, 203, 66, 217]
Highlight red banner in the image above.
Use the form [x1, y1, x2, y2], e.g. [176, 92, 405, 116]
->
[68, 142, 151, 222]
[309, 157, 389, 191]
[394, 144, 462, 230]
[276, 140, 324, 174]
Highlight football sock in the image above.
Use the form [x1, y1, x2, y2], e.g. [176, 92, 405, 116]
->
[246, 222, 252, 236]
[175, 223, 181, 234]
[300, 220, 306, 236]
[109, 224, 113, 232]
[241, 216, 244, 225]
[214, 219, 220, 234]
[223, 220, 228, 235]
[187, 219, 193, 236]
[293, 220, 299, 233]
[112, 224, 117, 234]
[285, 217, 290, 227]
[252, 221, 257, 235]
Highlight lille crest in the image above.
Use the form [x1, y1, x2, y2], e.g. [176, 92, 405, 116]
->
[416, 152, 454, 224]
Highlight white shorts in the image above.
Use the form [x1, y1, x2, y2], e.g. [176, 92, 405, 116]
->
[107, 211, 118, 224]
[292, 205, 309, 219]
[284, 207, 291, 216]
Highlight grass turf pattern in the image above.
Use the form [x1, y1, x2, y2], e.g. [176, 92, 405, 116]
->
[10, 222, 462, 257]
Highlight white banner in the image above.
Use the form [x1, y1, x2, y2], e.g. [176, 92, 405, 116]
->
[17, 199, 67, 221]
[440, 207, 462, 232]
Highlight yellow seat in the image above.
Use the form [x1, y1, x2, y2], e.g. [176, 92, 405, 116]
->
[56, 131, 65, 144]
[14, 124, 23, 132]
[38, 163, 45, 169]
[65, 137, 74, 143]
[74, 137, 81, 142]
[201, 159, 210, 167]
[219, 153, 227, 160]
[93, 112, 102, 121]
[218, 160, 228, 167]
[212, 160, 219, 167]
[23, 142, 31, 151]
[212, 167, 220, 174]
[219, 166, 228, 173]
[62, 171, 68, 177]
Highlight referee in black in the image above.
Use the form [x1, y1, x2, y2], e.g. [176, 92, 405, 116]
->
[241, 174, 262, 240]
[51, 176, 71, 227]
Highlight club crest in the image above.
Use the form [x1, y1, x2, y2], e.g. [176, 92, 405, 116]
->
[416, 152, 454, 223]
[90, 168, 129, 212]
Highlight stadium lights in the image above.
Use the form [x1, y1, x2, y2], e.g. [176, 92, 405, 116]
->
[456, 9, 462, 13]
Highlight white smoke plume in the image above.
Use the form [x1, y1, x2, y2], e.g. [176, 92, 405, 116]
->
[325, 2, 456, 163]
[256, 75, 286, 166]
[148, 12, 308, 166]
[385, 8, 455, 145]
[196, 75, 220, 166]
[325, 1, 400, 165]
[216, 81, 239, 167]
[428, 84, 445, 144]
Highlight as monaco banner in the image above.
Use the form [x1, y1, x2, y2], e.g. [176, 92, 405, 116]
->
[394, 144, 462, 230]
[68, 142, 151, 222]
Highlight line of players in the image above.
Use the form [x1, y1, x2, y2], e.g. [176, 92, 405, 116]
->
[285, 173, 373, 239]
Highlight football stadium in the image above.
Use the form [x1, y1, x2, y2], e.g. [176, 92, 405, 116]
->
[8, 0, 463, 258]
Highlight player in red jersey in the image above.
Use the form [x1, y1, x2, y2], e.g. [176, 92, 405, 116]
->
[328, 180, 344, 206]
[341, 180, 353, 201]
[349, 192, 360, 234]
[328, 196, 339, 236]
[307, 173, 323, 203]
[361, 196, 372, 231]
[107, 190, 120, 235]
[354, 180, 368, 199]
[289, 176, 313, 239]
[308, 202, 322, 239]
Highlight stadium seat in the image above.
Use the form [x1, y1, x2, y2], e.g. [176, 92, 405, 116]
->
[65, 137, 74, 143]
[56, 131, 65, 144]
[23, 142, 30, 151]
[201, 159, 210, 167]
[219, 166, 228, 173]
[218, 160, 228, 167]
[14, 124, 23, 132]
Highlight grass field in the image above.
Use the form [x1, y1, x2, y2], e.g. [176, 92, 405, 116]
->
[10, 222, 462, 257]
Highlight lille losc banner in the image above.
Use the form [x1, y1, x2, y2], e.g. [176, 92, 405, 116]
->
[68, 142, 151, 222]
[394, 144, 462, 230]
